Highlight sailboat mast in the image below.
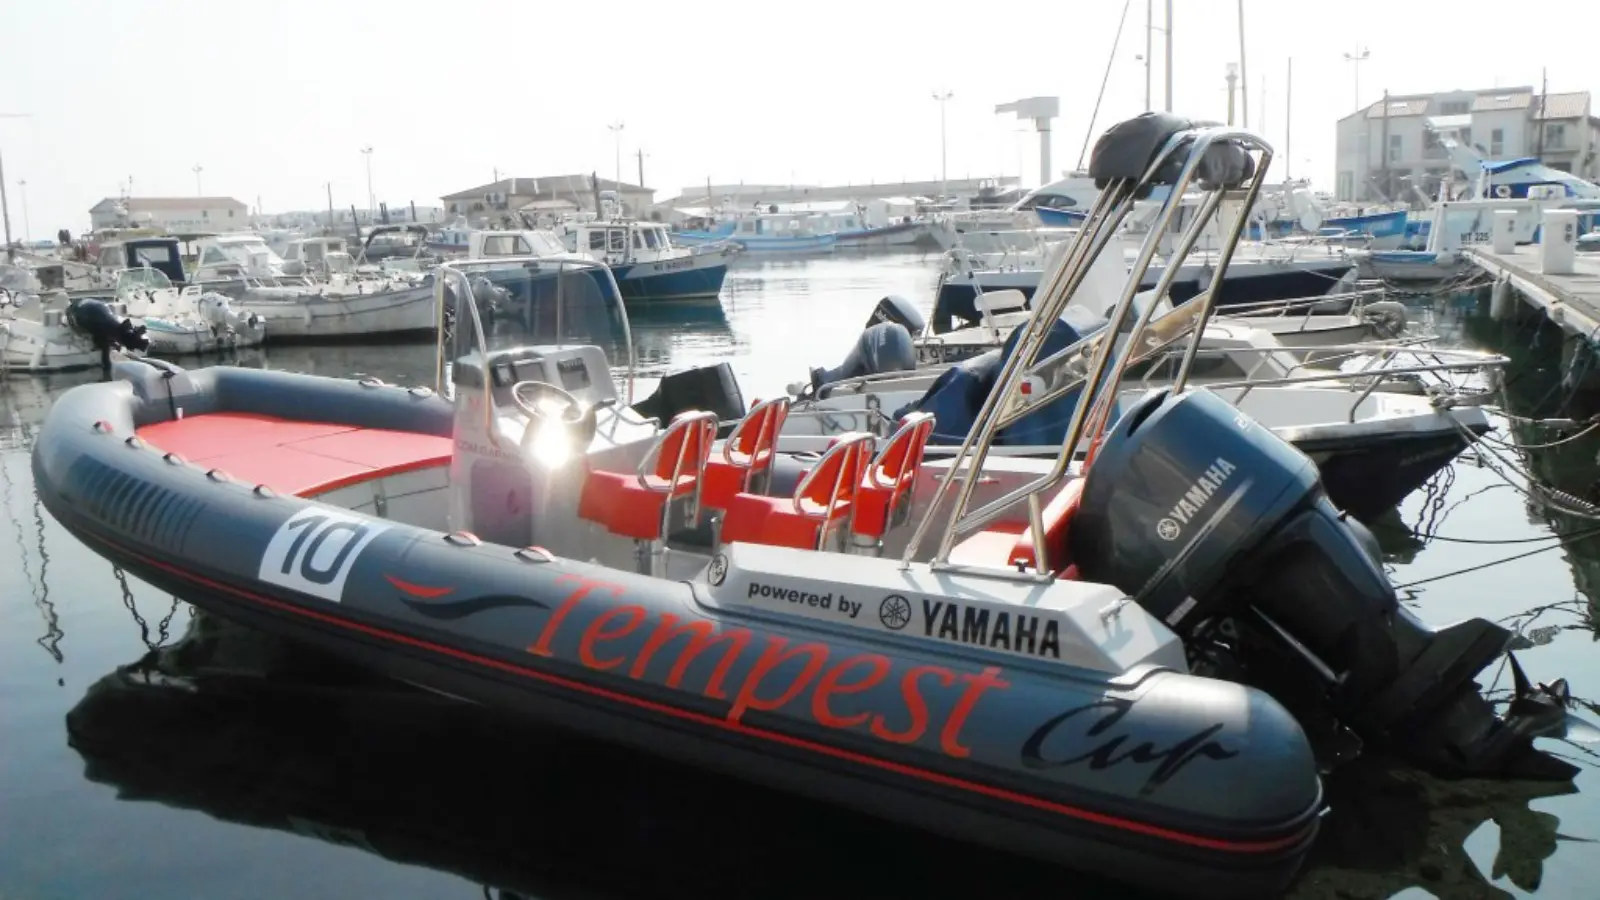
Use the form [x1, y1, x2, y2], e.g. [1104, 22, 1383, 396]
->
[1285, 58, 1293, 181]
[1237, 0, 1249, 127]
[1144, 0, 1153, 109]
[1163, 0, 1173, 111]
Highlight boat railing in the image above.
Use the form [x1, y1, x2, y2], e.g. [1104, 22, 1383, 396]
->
[901, 121, 1278, 576]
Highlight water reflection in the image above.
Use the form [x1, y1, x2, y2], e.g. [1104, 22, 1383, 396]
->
[67, 611, 1152, 900]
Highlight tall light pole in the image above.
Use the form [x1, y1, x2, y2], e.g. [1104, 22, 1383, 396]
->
[1343, 46, 1371, 201]
[360, 145, 374, 222]
[932, 90, 953, 198]
[1225, 63, 1239, 126]
[192, 164, 203, 196]
[1342, 45, 1370, 111]
[17, 179, 28, 241]
[606, 122, 625, 186]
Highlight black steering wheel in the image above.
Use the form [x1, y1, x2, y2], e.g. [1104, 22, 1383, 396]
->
[511, 380, 598, 453]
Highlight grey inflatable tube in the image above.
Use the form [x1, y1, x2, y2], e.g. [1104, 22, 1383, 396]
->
[33, 362, 1323, 899]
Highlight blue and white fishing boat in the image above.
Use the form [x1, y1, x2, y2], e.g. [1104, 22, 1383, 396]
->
[672, 211, 838, 253]
[566, 219, 737, 302]
[426, 222, 475, 255]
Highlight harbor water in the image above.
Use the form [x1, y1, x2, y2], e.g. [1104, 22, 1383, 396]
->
[5, 251, 1600, 899]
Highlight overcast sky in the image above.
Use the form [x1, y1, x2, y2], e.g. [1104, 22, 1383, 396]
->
[0, 0, 1588, 235]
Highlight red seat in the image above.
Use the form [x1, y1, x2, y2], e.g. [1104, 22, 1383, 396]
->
[851, 412, 935, 541]
[719, 431, 875, 550]
[702, 396, 790, 511]
[578, 410, 717, 540]
[1008, 477, 1086, 574]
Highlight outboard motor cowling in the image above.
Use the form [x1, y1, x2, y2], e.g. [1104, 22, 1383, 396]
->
[807, 322, 916, 391]
[67, 298, 149, 354]
[632, 362, 746, 427]
[864, 294, 926, 335]
[1072, 388, 1577, 781]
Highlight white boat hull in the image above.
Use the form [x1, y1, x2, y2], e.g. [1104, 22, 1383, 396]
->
[235, 283, 436, 340]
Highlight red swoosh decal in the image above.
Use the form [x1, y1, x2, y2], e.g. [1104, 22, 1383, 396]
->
[384, 574, 454, 599]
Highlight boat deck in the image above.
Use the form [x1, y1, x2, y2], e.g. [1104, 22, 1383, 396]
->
[136, 412, 452, 497]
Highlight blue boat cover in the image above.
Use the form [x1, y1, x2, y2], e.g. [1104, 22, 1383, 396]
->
[900, 313, 1112, 447]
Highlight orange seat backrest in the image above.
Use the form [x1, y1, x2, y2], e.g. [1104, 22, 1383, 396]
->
[645, 410, 717, 496]
[868, 413, 934, 491]
[794, 431, 875, 519]
[723, 396, 790, 474]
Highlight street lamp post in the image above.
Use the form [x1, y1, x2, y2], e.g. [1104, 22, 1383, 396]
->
[360, 145, 375, 223]
[932, 90, 953, 199]
[192, 164, 203, 196]
[1342, 45, 1370, 111]
[606, 122, 625, 186]
[1342, 46, 1371, 200]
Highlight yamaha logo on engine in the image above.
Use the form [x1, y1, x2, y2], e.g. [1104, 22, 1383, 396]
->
[1156, 457, 1237, 541]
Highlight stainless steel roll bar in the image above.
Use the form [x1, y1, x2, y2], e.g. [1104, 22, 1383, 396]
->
[901, 124, 1277, 577]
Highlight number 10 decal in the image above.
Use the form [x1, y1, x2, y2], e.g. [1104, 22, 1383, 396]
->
[258, 507, 392, 603]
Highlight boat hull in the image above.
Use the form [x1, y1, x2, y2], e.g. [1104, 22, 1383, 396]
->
[834, 221, 927, 249]
[933, 260, 1355, 329]
[236, 282, 437, 341]
[35, 363, 1324, 899]
[612, 248, 733, 302]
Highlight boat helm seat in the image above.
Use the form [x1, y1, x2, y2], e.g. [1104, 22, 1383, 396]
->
[701, 396, 790, 511]
[1008, 477, 1085, 577]
[719, 431, 875, 551]
[578, 410, 717, 573]
[849, 412, 935, 548]
[947, 477, 1084, 579]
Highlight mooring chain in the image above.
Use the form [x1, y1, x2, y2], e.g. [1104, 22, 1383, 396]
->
[1409, 465, 1457, 541]
[1452, 416, 1600, 520]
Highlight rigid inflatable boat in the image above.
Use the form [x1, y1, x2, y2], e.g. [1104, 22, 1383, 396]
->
[34, 116, 1577, 899]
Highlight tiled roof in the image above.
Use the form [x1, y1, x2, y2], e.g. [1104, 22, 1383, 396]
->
[439, 175, 650, 202]
[1535, 91, 1592, 120]
[89, 196, 247, 213]
[1471, 91, 1534, 112]
[1366, 97, 1431, 118]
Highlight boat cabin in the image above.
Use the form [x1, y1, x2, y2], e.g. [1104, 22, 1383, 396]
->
[733, 213, 824, 239]
[567, 221, 682, 265]
[192, 234, 290, 281]
[280, 237, 349, 276]
[464, 229, 580, 261]
[93, 237, 187, 286]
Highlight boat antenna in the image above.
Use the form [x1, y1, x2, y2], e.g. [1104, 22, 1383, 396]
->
[1077, 0, 1134, 171]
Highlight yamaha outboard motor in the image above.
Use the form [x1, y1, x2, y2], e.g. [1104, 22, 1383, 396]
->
[67, 298, 150, 364]
[803, 322, 916, 393]
[863, 294, 925, 336]
[1072, 387, 1577, 780]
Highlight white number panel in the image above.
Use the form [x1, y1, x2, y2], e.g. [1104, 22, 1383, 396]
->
[257, 507, 391, 603]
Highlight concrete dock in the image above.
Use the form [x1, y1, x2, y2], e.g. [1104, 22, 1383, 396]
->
[1469, 246, 1600, 336]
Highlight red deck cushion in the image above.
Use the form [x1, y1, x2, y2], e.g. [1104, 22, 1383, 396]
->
[136, 412, 451, 497]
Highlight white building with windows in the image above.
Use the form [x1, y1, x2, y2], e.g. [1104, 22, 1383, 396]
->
[1334, 87, 1598, 203]
[88, 196, 250, 233]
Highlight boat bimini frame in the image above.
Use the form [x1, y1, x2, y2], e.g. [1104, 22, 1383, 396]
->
[906, 119, 1273, 578]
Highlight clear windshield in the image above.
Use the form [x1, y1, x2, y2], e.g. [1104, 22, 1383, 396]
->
[117, 267, 174, 291]
[435, 257, 635, 403]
